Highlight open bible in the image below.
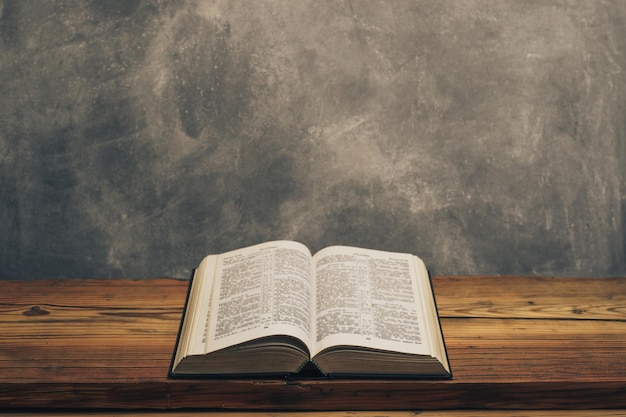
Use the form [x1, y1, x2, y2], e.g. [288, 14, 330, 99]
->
[169, 241, 451, 378]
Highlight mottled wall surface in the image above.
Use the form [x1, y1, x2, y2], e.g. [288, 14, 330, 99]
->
[1, 0, 624, 279]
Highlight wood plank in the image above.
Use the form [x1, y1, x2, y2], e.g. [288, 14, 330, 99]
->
[0, 278, 188, 308]
[1, 277, 625, 410]
[4, 379, 626, 410]
[3, 276, 625, 319]
[432, 276, 626, 320]
[5, 412, 626, 417]
[2, 318, 624, 382]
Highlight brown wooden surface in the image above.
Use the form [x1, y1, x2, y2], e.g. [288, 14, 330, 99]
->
[1, 276, 625, 411]
[3, 412, 626, 417]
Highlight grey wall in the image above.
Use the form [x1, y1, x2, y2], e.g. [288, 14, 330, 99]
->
[1, 0, 625, 280]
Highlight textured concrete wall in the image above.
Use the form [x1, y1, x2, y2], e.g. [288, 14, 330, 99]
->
[1, 0, 624, 279]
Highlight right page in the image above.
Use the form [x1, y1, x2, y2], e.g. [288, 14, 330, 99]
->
[311, 246, 432, 358]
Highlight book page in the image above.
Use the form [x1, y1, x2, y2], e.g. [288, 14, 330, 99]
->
[172, 254, 218, 366]
[413, 256, 451, 372]
[312, 246, 430, 357]
[204, 240, 314, 355]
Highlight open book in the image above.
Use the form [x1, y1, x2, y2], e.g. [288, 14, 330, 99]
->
[169, 240, 451, 378]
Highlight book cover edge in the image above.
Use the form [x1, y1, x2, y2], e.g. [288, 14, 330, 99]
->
[426, 267, 453, 379]
[168, 269, 196, 378]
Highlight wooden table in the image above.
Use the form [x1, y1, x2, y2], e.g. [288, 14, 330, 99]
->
[1, 276, 625, 416]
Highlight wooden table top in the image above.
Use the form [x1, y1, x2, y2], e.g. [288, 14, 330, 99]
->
[1, 276, 625, 412]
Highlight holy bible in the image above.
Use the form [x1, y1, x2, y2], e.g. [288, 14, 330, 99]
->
[170, 240, 451, 378]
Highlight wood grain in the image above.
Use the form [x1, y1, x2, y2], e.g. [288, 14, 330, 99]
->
[1, 276, 625, 411]
[432, 276, 626, 320]
[4, 412, 626, 417]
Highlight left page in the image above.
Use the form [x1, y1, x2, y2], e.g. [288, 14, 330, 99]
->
[204, 240, 315, 355]
[173, 254, 218, 365]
